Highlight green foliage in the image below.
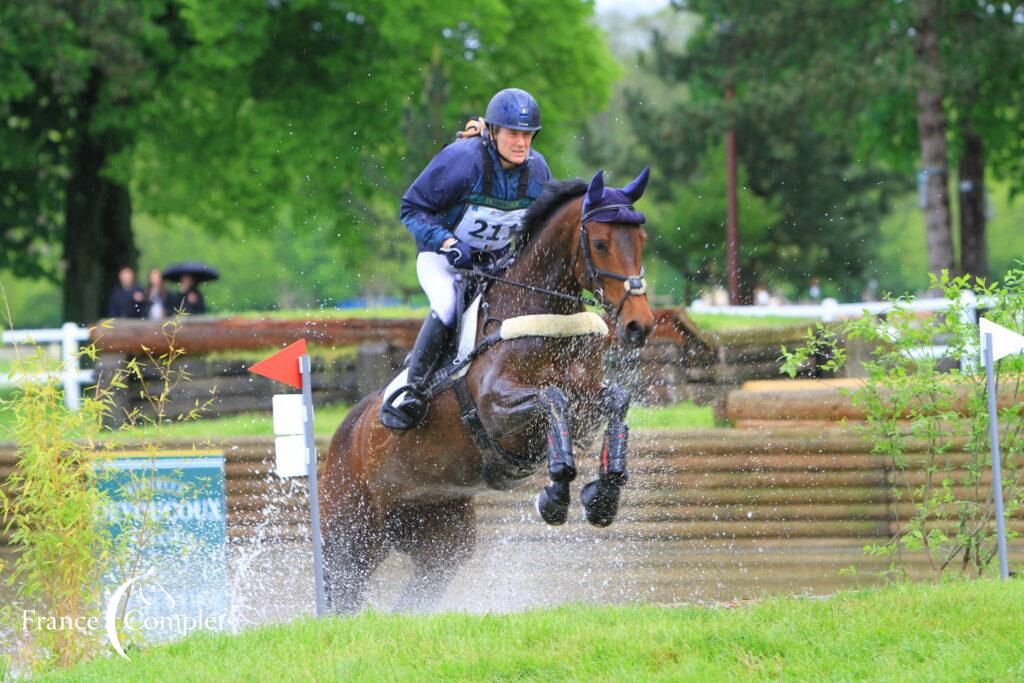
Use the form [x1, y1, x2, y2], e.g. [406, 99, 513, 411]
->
[131, 0, 619, 294]
[0, 273, 62, 329]
[1, 315, 215, 674]
[781, 267, 1024, 577]
[867, 180, 1024, 296]
[581, 5, 904, 299]
[40, 581, 1024, 681]
[642, 143, 781, 284]
[0, 0, 180, 280]
[665, 0, 1024, 291]
[0, 344, 114, 671]
[2, 0, 619, 316]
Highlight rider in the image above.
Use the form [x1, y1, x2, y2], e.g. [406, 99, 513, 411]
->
[380, 87, 554, 430]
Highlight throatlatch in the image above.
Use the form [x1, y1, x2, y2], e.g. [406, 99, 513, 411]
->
[535, 386, 576, 526]
[581, 383, 630, 527]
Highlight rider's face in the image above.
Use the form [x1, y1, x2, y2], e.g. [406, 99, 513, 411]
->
[493, 127, 534, 167]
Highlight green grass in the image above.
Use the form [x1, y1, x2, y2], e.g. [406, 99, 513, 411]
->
[233, 306, 814, 334]
[107, 403, 354, 442]
[628, 401, 715, 429]
[40, 579, 1024, 682]
[0, 398, 714, 445]
[687, 312, 815, 332]
[0, 401, 712, 444]
[108, 401, 713, 442]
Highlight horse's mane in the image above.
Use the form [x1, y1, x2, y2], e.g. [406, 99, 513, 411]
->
[520, 178, 587, 243]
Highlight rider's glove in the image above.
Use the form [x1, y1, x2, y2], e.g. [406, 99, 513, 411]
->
[456, 117, 486, 140]
[440, 240, 475, 269]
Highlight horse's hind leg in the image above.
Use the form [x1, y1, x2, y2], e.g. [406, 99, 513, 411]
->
[581, 383, 630, 527]
[391, 498, 476, 613]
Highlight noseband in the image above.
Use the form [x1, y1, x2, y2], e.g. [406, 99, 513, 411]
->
[578, 204, 648, 319]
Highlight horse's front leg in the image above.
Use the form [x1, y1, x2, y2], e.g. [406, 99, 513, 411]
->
[581, 383, 630, 527]
[535, 385, 576, 526]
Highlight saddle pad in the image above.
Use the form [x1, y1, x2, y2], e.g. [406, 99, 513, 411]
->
[382, 295, 483, 402]
[500, 311, 608, 340]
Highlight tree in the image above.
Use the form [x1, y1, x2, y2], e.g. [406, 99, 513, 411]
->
[1, 0, 618, 322]
[0, 0, 182, 322]
[581, 6, 901, 300]
[669, 0, 1024, 287]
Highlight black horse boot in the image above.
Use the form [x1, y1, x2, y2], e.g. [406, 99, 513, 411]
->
[379, 311, 451, 430]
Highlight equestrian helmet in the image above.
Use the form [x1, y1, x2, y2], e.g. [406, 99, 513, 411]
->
[485, 88, 541, 132]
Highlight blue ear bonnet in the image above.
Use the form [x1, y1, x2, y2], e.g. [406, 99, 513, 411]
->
[580, 166, 650, 224]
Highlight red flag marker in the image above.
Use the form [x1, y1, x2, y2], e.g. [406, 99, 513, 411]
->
[248, 339, 307, 389]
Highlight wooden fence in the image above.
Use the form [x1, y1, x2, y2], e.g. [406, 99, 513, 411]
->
[4, 428, 1022, 602]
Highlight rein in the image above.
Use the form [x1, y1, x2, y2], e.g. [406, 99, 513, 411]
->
[466, 202, 648, 321]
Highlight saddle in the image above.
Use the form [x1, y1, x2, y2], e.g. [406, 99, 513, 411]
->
[380, 261, 502, 411]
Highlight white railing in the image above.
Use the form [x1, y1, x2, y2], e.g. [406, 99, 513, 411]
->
[689, 293, 980, 324]
[1, 322, 94, 409]
[690, 292, 983, 370]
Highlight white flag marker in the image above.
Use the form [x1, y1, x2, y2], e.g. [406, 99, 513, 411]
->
[980, 318, 1024, 579]
[980, 318, 1024, 363]
[248, 339, 326, 616]
[274, 435, 309, 478]
[272, 394, 306, 436]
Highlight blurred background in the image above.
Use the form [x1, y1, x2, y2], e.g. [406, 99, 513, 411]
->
[2, 0, 1022, 326]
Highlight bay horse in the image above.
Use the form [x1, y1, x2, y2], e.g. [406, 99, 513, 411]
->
[319, 168, 656, 613]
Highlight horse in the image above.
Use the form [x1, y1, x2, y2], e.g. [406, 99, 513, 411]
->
[318, 168, 656, 613]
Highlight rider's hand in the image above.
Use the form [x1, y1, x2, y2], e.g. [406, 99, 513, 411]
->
[455, 117, 485, 139]
[440, 240, 474, 269]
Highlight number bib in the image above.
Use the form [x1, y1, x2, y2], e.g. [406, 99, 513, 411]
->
[453, 202, 528, 251]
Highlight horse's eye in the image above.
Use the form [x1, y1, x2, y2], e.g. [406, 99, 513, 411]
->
[594, 240, 608, 254]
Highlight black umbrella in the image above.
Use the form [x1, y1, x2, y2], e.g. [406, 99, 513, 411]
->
[163, 262, 220, 283]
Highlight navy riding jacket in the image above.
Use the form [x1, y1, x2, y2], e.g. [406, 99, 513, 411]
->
[400, 137, 553, 252]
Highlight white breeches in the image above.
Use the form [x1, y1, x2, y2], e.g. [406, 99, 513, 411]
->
[416, 252, 458, 327]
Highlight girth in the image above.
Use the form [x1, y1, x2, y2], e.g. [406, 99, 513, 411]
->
[452, 375, 538, 491]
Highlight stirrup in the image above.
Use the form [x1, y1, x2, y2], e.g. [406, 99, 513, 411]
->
[379, 384, 428, 430]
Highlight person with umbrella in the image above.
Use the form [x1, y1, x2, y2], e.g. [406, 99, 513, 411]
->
[144, 267, 173, 319]
[163, 262, 219, 315]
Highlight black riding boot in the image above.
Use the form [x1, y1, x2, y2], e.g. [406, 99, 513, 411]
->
[379, 311, 451, 430]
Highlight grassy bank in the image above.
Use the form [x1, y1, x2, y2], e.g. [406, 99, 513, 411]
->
[41, 580, 1024, 681]
[687, 312, 814, 331]
[0, 399, 715, 443]
[113, 400, 714, 441]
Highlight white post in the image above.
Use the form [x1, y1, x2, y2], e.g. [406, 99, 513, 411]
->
[61, 322, 82, 410]
[299, 355, 327, 616]
[959, 290, 979, 373]
[983, 332, 1010, 579]
[821, 298, 838, 323]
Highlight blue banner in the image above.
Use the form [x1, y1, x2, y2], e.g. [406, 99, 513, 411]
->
[99, 450, 228, 643]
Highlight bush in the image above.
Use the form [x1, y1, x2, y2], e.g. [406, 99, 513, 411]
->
[781, 268, 1024, 578]
[1, 317, 213, 674]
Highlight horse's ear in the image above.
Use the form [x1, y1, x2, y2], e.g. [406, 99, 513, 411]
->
[586, 169, 605, 207]
[623, 166, 650, 202]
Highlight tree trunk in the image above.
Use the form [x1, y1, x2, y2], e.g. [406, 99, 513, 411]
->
[62, 75, 136, 324]
[958, 128, 987, 280]
[913, 0, 955, 289]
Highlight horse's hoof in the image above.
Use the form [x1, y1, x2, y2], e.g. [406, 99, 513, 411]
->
[580, 478, 621, 527]
[535, 483, 569, 526]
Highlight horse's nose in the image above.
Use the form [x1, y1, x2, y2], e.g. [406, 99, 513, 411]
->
[623, 320, 647, 347]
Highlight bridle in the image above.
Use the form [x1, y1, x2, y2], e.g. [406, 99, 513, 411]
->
[578, 203, 648, 319]
[467, 201, 648, 322]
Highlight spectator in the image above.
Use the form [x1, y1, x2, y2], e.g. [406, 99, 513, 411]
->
[107, 266, 146, 318]
[145, 268, 172, 320]
[174, 274, 206, 315]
